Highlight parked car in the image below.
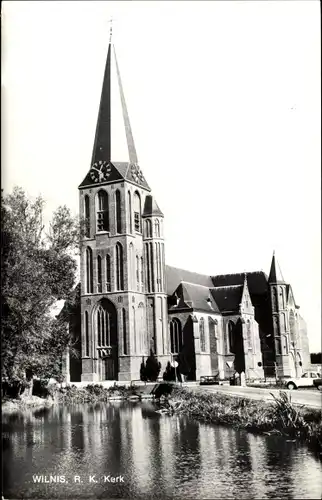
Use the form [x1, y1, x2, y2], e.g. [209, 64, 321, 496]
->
[283, 371, 321, 390]
[200, 375, 219, 386]
[313, 378, 322, 391]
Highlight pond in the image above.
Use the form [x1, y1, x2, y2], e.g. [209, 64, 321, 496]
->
[2, 401, 322, 499]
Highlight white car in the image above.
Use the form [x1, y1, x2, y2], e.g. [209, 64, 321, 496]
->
[283, 371, 321, 390]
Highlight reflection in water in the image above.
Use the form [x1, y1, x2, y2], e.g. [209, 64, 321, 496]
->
[2, 402, 322, 499]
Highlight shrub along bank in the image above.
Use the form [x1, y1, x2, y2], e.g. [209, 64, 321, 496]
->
[163, 387, 322, 452]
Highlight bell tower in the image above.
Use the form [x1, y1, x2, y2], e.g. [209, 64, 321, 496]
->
[78, 26, 168, 381]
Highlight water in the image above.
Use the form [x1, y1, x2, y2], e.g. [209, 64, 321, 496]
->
[2, 402, 322, 499]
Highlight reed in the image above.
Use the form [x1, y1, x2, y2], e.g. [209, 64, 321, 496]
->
[165, 387, 322, 451]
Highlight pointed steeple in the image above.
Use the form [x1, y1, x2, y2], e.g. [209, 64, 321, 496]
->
[268, 251, 285, 283]
[80, 24, 150, 190]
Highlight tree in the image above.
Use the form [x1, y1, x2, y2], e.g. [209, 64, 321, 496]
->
[1, 187, 80, 396]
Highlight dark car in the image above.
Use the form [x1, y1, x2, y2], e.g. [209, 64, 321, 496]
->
[313, 378, 322, 391]
[200, 375, 219, 386]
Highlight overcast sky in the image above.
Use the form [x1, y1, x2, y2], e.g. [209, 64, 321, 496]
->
[2, 1, 321, 351]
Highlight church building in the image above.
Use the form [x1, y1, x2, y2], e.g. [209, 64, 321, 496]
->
[65, 31, 310, 383]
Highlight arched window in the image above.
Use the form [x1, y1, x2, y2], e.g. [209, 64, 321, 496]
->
[86, 247, 93, 293]
[127, 191, 132, 233]
[154, 219, 160, 237]
[199, 318, 206, 352]
[247, 320, 252, 350]
[273, 316, 280, 335]
[96, 190, 109, 232]
[97, 304, 111, 347]
[228, 321, 235, 352]
[84, 311, 89, 357]
[275, 336, 281, 355]
[280, 313, 286, 333]
[138, 302, 145, 352]
[140, 257, 144, 291]
[145, 219, 152, 238]
[84, 195, 90, 237]
[136, 255, 140, 291]
[208, 317, 217, 353]
[289, 310, 296, 345]
[97, 255, 102, 293]
[272, 287, 278, 311]
[132, 306, 136, 354]
[122, 308, 128, 355]
[170, 318, 182, 354]
[115, 190, 122, 233]
[279, 286, 285, 309]
[106, 254, 111, 291]
[134, 192, 141, 232]
[281, 334, 288, 354]
[116, 243, 124, 291]
[129, 243, 134, 289]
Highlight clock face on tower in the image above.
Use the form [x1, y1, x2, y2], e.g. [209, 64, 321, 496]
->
[130, 163, 144, 184]
[89, 161, 112, 183]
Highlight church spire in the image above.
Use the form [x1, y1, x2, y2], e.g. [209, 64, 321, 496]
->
[268, 251, 285, 284]
[90, 22, 138, 167]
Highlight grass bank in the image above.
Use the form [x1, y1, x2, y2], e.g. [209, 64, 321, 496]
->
[163, 387, 322, 452]
[2, 383, 150, 412]
[2, 395, 54, 414]
[56, 383, 142, 403]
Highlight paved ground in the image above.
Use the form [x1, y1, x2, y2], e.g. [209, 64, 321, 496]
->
[186, 383, 322, 409]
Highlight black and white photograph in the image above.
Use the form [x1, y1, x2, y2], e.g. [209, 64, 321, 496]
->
[2, 1, 321, 499]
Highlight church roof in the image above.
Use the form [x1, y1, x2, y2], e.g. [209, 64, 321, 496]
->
[166, 265, 213, 296]
[211, 271, 269, 296]
[169, 282, 220, 313]
[142, 195, 164, 217]
[79, 27, 150, 191]
[210, 285, 243, 314]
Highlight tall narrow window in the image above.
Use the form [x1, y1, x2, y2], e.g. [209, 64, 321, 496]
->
[97, 310, 101, 346]
[247, 320, 252, 349]
[228, 321, 235, 352]
[96, 190, 109, 232]
[134, 192, 141, 232]
[86, 247, 93, 293]
[141, 257, 144, 291]
[272, 287, 278, 311]
[123, 308, 128, 355]
[154, 219, 160, 237]
[84, 195, 90, 237]
[97, 255, 102, 293]
[115, 190, 122, 233]
[136, 255, 140, 291]
[97, 305, 111, 347]
[116, 243, 124, 290]
[128, 191, 132, 233]
[106, 254, 111, 291]
[170, 318, 182, 354]
[279, 286, 285, 310]
[84, 311, 89, 357]
[145, 219, 152, 238]
[132, 306, 136, 354]
[129, 243, 134, 290]
[199, 318, 206, 352]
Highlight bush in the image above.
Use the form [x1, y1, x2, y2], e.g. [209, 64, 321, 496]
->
[145, 351, 161, 382]
[140, 360, 148, 382]
[163, 362, 175, 381]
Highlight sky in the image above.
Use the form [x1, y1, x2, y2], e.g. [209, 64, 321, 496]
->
[2, 1, 321, 351]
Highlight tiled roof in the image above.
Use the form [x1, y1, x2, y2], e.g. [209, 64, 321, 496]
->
[211, 271, 269, 296]
[169, 282, 220, 313]
[166, 265, 213, 296]
[210, 285, 243, 313]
